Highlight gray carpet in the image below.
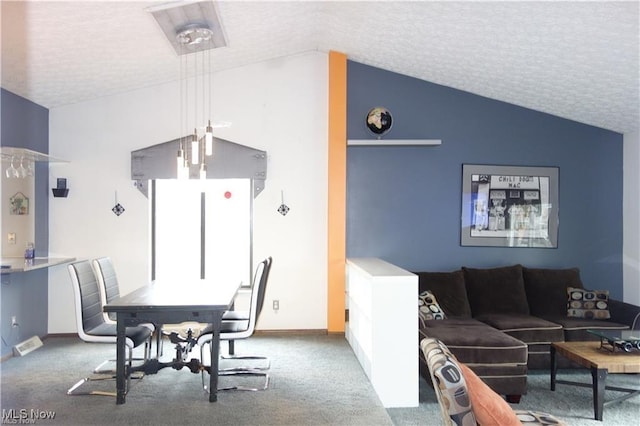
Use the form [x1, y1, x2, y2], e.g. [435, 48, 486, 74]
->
[1, 335, 638, 425]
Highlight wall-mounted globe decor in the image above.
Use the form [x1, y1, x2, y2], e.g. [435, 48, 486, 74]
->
[366, 107, 393, 137]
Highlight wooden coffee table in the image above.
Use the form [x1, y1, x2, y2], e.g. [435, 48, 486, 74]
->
[550, 341, 640, 421]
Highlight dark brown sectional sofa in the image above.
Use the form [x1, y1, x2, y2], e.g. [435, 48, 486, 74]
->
[416, 264, 640, 402]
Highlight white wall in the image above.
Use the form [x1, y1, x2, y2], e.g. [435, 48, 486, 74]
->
[623, 130, 640, 306]
[48, 52, 328, 333]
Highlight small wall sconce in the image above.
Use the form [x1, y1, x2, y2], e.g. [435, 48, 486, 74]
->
[52, 178, 69, 198]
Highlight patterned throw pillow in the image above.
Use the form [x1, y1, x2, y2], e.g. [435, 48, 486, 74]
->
[420, 338, 476, 426]
[419, 290, 447, 323]
[567, 287, 610, 320]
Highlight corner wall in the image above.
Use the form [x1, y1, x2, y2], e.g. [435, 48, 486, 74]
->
[0, 89, 49, 357]
[346, 61, 626, 300]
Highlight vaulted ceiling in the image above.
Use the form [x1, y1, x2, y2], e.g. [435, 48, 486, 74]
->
[1, 1, 638, 134]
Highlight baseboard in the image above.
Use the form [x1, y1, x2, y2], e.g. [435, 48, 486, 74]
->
[1, 330, 343, 362]
[43, 333, 78, 338]
[46, 330, 337, 337]
[254, 329, 332, 336]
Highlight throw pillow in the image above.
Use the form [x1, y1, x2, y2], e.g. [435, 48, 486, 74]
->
[419, 290, 447, 323]
[567, 287, 610, 320]
[421, 338, 476, 426]
[458, 363, 521, 426]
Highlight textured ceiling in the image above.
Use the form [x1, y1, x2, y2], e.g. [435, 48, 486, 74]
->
[1, 1, 638, 134]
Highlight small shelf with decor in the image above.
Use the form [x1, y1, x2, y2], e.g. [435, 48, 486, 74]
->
[356, 107, 442, 147]
[347, 139, 442, 146]
[0, 147, 68, 164]
[1, 147, 69, 197]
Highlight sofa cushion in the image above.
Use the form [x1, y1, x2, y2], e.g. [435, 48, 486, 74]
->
[540, 316, 629, 341]
[475, 314, 564, 344]
[462, 265, 530, 316]
[420, 321, 528, 366]
[567, 287, 611, 320]
[415, 270, 472, 317]
[422, 317, 488, 328]
[420, 319, 529, 396]
[523, 267, 584, 317]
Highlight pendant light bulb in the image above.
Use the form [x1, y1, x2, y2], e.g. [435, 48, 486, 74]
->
[199, 163, 207, 180]
[191, 130, 199, 165]
[177, 148, 184, 178]
[205, 120, 214, 156]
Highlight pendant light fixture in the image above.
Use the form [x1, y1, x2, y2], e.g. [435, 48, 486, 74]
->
[178, 25, 212, 178]
[147, 1, 228, 179]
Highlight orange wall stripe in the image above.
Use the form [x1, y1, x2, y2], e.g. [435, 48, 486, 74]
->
[328, 51, 347, 332]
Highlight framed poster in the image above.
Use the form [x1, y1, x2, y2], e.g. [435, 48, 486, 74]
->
[461, 164, 559, 248]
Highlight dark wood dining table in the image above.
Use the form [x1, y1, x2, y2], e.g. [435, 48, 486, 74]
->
[104, 278, 241, 404]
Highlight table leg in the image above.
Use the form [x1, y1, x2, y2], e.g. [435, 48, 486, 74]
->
[591, 367, 607, 421]
[550, 345, 557, 391]
[228, 302, 235, 356]
[156, 323, 163, 357]
[115, 317, 126, 404]
[209, 313, 222, 402]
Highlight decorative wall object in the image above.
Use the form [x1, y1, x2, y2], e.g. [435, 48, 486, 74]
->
[9, 192, 29, 215]
[461, 164, 559, 248]
[112, 191, 125, 216]
[365, 106, 393, 137]
[52, 178, 69, 197]
[277, 190, 290, 216]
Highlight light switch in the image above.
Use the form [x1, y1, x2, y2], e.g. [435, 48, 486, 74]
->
[7, 233, 16, 244]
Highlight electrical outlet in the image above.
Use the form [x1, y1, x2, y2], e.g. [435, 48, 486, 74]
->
[11, 316, 18, 327]
[272, 300, 279, 310]
[8, 233, 16, 245]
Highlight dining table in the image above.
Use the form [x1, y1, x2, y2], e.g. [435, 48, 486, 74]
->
[104, 278, 241, 404]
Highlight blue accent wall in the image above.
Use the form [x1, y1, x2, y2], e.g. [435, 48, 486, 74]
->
[346, 61, 624, 299]
[1, 89, 49, 254]
[1, 88, 49, 357]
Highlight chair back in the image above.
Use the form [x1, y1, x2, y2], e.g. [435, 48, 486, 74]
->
[68, 260, 113, 343]
[246, 257, 272, 335]
[254, 257, 272, 320]
[92, 257, 120, 303]
[92, 257, 120, 322]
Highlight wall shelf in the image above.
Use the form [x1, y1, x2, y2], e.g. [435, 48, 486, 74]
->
[347, 139, 441, 146]
[0, 147, 68, 163]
